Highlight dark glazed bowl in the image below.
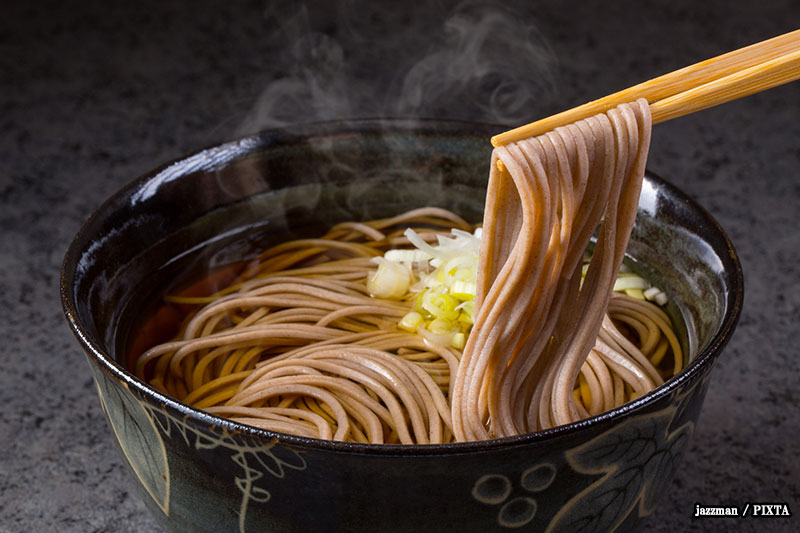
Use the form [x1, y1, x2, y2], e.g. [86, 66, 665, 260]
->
[61, 119, 743, 532]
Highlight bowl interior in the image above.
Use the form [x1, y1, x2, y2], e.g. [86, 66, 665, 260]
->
[63, 118, 742, 445]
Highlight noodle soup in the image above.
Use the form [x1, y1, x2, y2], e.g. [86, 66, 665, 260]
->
[126, 206, 685, 445]
[126, 102, 688, 444]
[63, 120, 741, 532]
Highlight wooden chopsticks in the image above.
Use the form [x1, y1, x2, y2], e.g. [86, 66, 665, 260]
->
[491, 29, 800, 147]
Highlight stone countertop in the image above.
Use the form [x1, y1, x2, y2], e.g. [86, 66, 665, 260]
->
[1, 1, 797, 531]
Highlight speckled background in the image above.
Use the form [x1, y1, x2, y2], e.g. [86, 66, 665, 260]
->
[1, 1, 797, 531]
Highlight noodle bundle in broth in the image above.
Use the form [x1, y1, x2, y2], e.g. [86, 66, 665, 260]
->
[134, 99, 682, 443]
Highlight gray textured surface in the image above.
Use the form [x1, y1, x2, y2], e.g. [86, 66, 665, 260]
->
[1, 1, 798, 531]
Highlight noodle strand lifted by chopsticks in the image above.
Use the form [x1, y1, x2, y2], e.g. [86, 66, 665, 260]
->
[451, 98, 653, 440]
[136, 99, 682, 444]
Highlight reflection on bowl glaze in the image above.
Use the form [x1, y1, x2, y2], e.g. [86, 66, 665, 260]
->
[62, 119, 742, 532]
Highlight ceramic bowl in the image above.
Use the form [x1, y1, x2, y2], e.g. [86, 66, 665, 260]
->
[61, 119, 743, 532]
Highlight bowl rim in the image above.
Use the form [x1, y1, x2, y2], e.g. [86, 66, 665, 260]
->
[61, 117, 744, 455]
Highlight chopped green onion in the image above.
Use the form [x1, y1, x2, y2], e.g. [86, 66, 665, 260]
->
[372, 225, 670, 352]
[451, 332, 466, 350]
[398, 311, 424, 333]
[418, 326, 454, 348]
[450, 280, 476, 300]
[421, 290, 460, 321]
[367, 258, 411, 299]
[613, 275, 649, 292]
[428, 317, 454, 335]
[624, 288, 645, 299]
[643, 286, 660, 300]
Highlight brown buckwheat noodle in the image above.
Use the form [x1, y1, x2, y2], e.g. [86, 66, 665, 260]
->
[135, 99, 682, 443]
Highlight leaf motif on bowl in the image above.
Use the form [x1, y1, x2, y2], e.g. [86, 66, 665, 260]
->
[546, 407, 693, 532]
[139, 401, 307, 533]
[93, 370, 170, 516]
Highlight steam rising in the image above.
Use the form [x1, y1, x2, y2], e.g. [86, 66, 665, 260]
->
[200, 1, 561, 278]
[236, 1, 557, 134]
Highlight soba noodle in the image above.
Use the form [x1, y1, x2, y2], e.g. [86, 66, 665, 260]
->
[134, 99, 682, 443]
[452, 98, 656, 440]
